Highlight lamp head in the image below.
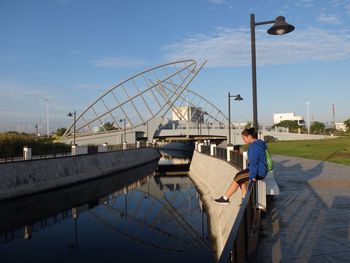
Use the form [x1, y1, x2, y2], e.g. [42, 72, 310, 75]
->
[267, 16, 295, 35]
[234, 94, 243, 101]
[67, 112, 73, 117]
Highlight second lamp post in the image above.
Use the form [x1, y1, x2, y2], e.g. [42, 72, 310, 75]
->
[67, 111, 76, 146]
[228, 93, 243, 146]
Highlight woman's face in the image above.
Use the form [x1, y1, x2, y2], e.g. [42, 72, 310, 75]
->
[242, 134, 253, 144]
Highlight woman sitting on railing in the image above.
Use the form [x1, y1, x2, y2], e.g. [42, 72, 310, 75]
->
[215, 128, 267, 204]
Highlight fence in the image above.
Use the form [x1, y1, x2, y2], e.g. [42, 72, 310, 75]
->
[219, 180, 258, 263]
[215, 147, 227, 160]
[201, 146, 243, 169]
[230, 151, 244, 169]
[197, 144, 259, 262]
[0, 141, 154, 164]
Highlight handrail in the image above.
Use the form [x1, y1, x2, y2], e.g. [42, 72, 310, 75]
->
[218, 180, 256, 263]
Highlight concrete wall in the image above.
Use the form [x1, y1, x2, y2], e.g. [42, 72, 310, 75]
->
[0, 148, 161, 201]
[189, 150, 242, 259]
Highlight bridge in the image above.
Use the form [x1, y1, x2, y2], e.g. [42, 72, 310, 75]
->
[61, 59, 238, 146]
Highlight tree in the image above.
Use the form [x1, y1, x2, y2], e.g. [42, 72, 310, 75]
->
[55, 127, 67, 136]
[103, 122, 117, 131]
[344, 119, 350, 131]
[310, 121, 325, 134]
[272, 120, 301, 131]
[245, 121, 253, 128]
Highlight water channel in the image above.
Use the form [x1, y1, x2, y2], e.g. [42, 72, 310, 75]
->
[0, 149, 215, 262]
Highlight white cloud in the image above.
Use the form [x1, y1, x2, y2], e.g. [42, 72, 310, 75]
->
[92, 57, 147, 68]
[74, 83, 103, 90]
[163, 27, 350, 67]
[209, 0, 226, 4]
[318, 14, 341, 24]
[294, 0, 314, 7]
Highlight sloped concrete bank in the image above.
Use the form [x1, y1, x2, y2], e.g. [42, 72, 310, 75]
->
[0, 148, 161, 201]
[189, 151, 243, 259]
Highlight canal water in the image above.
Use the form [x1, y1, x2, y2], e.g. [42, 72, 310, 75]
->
[0, 150, 215, 262]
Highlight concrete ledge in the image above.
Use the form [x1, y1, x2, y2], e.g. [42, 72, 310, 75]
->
[0, 148, 161, 201]
[189, 151, 242, 259]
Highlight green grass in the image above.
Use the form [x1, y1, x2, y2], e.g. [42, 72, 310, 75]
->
[267, 136, 350, 166]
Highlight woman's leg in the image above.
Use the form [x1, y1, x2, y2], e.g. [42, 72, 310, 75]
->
[226, 169, 249, 198]
[239, 182, 247, 197]
[224, 180, 240, 198]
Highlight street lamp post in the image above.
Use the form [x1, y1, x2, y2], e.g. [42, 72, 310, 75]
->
[119, 118, 126, 143]
[250, 14, 295, 130]
[67, 111, 76, 145]
[305, 101, 310, 134]
[228, 93, 243, 146]
[44, 98, 50, 137]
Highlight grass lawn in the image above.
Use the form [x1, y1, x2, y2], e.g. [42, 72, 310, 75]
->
[267, 136, 350, 166]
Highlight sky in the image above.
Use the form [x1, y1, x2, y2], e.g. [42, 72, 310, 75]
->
[1, 0, 350, 133]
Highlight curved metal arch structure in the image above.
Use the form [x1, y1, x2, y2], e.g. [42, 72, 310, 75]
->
[63, 60, 202, 138]
[62, 59, 229, 143]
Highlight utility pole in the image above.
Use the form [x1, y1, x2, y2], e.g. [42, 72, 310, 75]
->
[305, 101, 310, 134]
[44, 98, 50, 137]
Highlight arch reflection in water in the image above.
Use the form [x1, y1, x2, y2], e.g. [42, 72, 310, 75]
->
[0, 162, 214, 262]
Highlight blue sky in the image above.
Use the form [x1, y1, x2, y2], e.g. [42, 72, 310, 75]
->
[1, 0, 350, 133]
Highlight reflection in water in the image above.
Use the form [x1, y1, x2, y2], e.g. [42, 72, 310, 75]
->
[0, 160, 213, 262]
[158, 149, 193, 173]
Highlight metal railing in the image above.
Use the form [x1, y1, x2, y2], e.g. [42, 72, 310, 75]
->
[198, 145, 258, 262]
[201, 146, 244, 169]
[0, 150, 71, 164]
[0, 142, 154, 164]
[219, 180, 257, 263]
[215, 147, 227, 160]
[230, 151, 244, 169]
[201, 145, 211, 155]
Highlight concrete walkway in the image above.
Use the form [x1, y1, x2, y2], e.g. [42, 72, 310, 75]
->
[258, 155, 350, 263]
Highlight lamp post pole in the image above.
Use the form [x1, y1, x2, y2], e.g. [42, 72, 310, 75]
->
[45, 98, 50, 137]
[250, 14, 259, 131]
[120, 118, 126, 143]
[228, 92, 231, 145]
[250, 14, 295, 130]
[124, 118, 126, 143]
[73, 111, 76, 145]
[228, 93, 243, 146]
[67, 111, 76, 145]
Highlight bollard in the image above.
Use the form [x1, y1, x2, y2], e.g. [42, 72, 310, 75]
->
[243, 151, 248, 169]
[24, 225, 32, 240]
[210, 144, 216, 156]
[23, 146, 32, 160]
[71, 145, 77, 156]
[227, 145, 234, 162]
[136, 141, 141, 148]
[98, 143, 108, 153]
[123, 142, 128, 150]
[198, 143, 204, 152]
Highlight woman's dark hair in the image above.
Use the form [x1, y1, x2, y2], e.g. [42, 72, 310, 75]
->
[241, 127, 258, 139]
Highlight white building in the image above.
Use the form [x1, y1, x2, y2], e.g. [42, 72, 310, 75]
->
[172, 106, 204, 123]
[335, 122, 346, 132]
[273, 113, 305, 126]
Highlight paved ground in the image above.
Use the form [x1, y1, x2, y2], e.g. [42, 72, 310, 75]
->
[258, 155, 350, 263]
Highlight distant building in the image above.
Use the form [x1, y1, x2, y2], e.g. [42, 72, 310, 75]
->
[172, 106, 204, 123]
[273, 113, 305, 126]
[335, 122, 346, 132]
